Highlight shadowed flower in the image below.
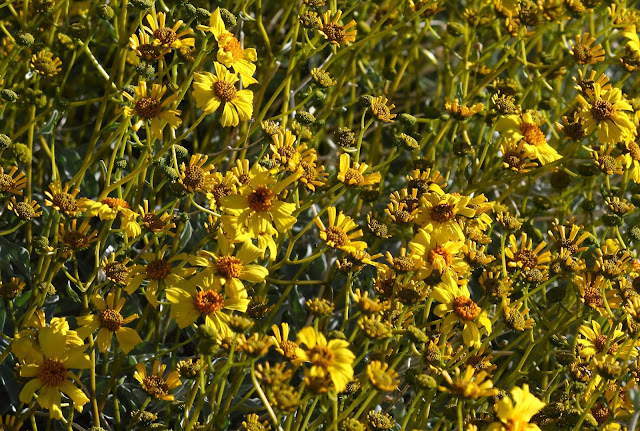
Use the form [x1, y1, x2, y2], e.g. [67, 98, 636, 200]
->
[123, 81, 181, 140]
[318, 10, 357, 46]
[134, 360, 181, 400]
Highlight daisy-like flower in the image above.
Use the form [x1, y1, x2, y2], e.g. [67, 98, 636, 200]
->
[318, 10, 357, 46]
[129, 31, 170, 62]
[81, 196, 141, 237]
[297, 155, 328, 192]
[30, 50, 62, 76]
[496, 112, 561, 165]
[415, 188, 475, 242]
[486, 384, 545, 431]
[142, 11, 195, 50]
[577, 84, 635, 145]
[625, 131, 640, 183]
[505, 233, 551, 272]
[445, 98, 484, 121]
[295, 327, 355, 393]
[314, 206, 368, 253]
[369, 96, 397, 122]
[0, 166, 27, 195]
[197, 8, 258, 85]
[270, 323, 302, 364]
[77, 292, 143, 354]
[58, 220, 99, 252]
[432, 272, 492, 348]
[220, 164, 299, 237]
[337, 153, 382, 186]
[575, 272, 621, 315]
[8, 196, 42, 220]
[270, 130, 302, 169]
[179, 154, 217, 193]
[193, 63, 254, 127]
[44, 182, 83, 217]
[139, 200, 176, 236]
[555, 114, 587, 142]
[548, 219, 591, 255]
[134, 360, 181, 400]
[500, 140, 538, 173]
[125, 246, 197, 307]
[503, 298, 535, 331]
[18, 326, 91, 419]
[577, 320, 636, 359]
[570, 33, 606, 65]
[207, 171, 238, 208]
[409, 228, 469, 278]
[193, 233, 269, 294]
[439, 365, 498, 398]
[367, 361, 399, 392]
[165, 274, 250, 336]
[591, 145, 626, 176]
[573, 69, 612, 94]
[123, 81, 181, 140]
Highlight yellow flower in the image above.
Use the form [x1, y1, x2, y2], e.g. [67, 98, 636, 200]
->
[12, 311, 84, 363]
[179, 153, 217, 193]
[318, 10, 357, 46]
[367, 361, 399, 392]
[129, 31, 170, 61]
[432, 272, 491, 348]
[44, 181, 82, 216]
[77, 292, 143, 354]
[439, 365, 498, 398]
[369, 96, 397, 122]
[505, 233, 551, 272]
[142, 11, 195, 49]
[58, 219, 99, 252]
[125, 246, 197, 307]
[270, 130, 302, 169]
[134, 360, 181, 400]
[0, 166, 26, 195]
[577, 84, 635, 145]
[270, 323, 302, 364]
[623, 26, 640, 55]
[165, 274, 250, 336]
[193, 62, 254, 127]
[220, 165, 299, 237]
[577, 320, 636, 359]
[314, 206, 368, 253]
[445, 97, 484, 120]
[197, 8, 258, 85]
[295, 327, 355, 393]
[8, 196, 42, 220]
[500, 140, 538, 173]
[486, 384, 545, 431]
[570, 33, 605, 65]
[123, 81, 182, 140]
[409, 227, 470, 278]
[415, 188, 475, 242]
[0, 415, 22, 431]
[30, 50, 62, 76]
[19, 326, 91, 419]
[337, 153, 382, 186]
[139, 200, 176, 236]
[193, 233, 269, 294]
[496, 112, 561, 165]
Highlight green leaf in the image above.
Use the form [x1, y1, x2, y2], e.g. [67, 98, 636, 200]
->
[66, 281, 81, 303]
[177, 220, 193, 251]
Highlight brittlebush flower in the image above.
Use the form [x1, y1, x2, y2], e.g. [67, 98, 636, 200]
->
[369, 96, 397, 122]
[576, 84, 635, 145]
[416, 188, 475, 242]
[193, 62, 254, 127]
[314, 206, 368, 253]
[123, 81, 182, 140]
[505, 233, 551, 272]
[432, 272, 491, 348]
[367, 361, 399, 392]
[44, 182, 82, 216]
[0, 166, 27, 195]
[570, 33, 605, 65]
[439, 365, 498, 398]
[295, 327, 355, 393]
[134, 360, 181, 400]
[577, 320, 636, 359]
[165, 274, 250, 336]
[18, 326, 91, 419]
[337, 153, 382, 186]
[318, 10, 357, 46]
[486, 384, 545, 431]
[142, 12, 194, 50]
[30, 50, 62, 76]
[445, 97, 484, 120]
[129, 31, 170, 61]
[496, 112, 561, 165]
[197, 8, 258, 85]
[77, 292, 143, 354]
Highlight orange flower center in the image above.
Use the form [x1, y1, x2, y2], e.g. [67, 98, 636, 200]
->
[280, 340, 299, 360]
[39, 358, 67, 386]
[309, 345, 335, 368]
[429, 245, 453, 266]
[520, 122, 546, 146]
[135, 97, 163, 119]
[51, 192, 77, 212]
[343, 168, 364, 185]
[322, 22, 345, 44]
[584, 286, 604, 307]
[430, 203, 455, 223]
[216, 256, 243, 278]
[101, 197, 130, 210]
[325, 226, 348, 247]
[514, 249, 537, 269]
[153, 27, 178, 46]
[100, 308, 124, 331]
[194, 290, 225, 315]
[221, 34, 244, 61]
[146, 259, 171, 280]
[453, 296, 480, 320]
[591, 99, 614, 122]
[214, 80, 237, 103]
[247, 186, 274, 212]
[277, 146, 297, 162]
